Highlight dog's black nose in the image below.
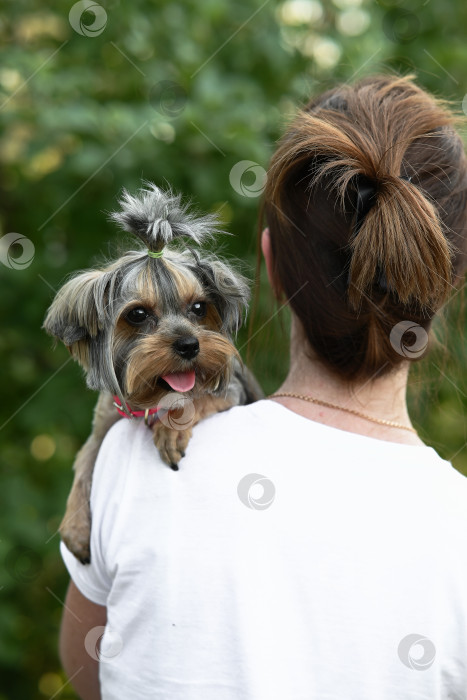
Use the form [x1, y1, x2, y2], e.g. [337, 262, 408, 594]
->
[173, 336, 199, 359]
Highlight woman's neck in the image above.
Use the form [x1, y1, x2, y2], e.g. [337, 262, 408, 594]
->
[272, 317, 424, 446]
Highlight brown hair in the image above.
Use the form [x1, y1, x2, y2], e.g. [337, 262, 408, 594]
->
[259, 73, 467, 382]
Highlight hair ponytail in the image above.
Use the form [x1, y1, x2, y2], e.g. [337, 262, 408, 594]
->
[261, 73, 467, 381]
[347, 174, 454, 311]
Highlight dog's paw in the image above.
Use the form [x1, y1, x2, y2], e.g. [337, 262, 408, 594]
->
[152, 423, 192, 469]
[60, 519, 91, 565]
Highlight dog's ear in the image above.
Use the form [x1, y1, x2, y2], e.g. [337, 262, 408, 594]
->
[43, 269, 110, 363]
[196, 258, 250, 335]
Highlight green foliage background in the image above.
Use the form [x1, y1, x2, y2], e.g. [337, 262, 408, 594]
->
[0, 0, 466, 697]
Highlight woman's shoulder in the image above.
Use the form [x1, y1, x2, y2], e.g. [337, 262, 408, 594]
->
[99, 399, 269, 446]
[189, 399, 283, 445]
[98, 413, 149, 455]
[93, 400, 272, 481]
[97, 400, 467, 497]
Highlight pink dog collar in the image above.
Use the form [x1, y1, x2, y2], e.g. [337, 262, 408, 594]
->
[113, 395, 159, 425]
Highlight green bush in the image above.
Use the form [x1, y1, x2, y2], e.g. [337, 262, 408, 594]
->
[1, 0, 466, 697]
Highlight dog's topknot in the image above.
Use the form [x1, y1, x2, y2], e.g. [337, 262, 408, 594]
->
[109, 182, 223, 253]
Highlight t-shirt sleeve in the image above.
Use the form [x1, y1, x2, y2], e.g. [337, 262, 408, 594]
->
[59, 419, 132, 606]
[60, 539, 110, 606]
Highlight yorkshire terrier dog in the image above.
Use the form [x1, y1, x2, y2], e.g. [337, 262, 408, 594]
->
[44, 184, 262, 564]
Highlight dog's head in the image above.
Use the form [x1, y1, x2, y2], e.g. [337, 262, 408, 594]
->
[43, 184, 250, 408]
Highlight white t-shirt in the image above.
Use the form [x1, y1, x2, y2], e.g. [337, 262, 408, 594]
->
[61, 399, 467, 700]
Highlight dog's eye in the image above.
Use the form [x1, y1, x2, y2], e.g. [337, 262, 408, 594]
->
[191, 301, 207, 318]
[126, 307, 150, 325]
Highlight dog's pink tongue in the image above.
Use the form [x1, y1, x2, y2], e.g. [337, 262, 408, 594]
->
[161, 371, 196, 393]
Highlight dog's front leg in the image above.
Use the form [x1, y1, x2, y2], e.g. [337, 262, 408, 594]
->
[152, 394, 235, 469]
[59, 392, 119, 564]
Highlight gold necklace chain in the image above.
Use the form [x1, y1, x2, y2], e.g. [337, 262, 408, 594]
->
[269, 392, 417, 433]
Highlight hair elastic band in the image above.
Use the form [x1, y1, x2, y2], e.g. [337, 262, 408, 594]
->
[147, 249, 164, 258]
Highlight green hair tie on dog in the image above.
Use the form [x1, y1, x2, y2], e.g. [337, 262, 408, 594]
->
[147, 249, 164, 258]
